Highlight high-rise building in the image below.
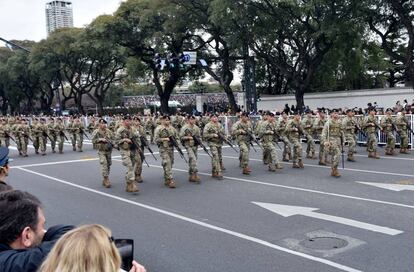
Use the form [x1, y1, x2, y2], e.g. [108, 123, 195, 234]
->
[45, 1, 74, 35]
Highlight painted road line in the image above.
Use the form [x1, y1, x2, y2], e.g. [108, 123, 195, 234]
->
[253, 202, 403, 236]
[356, 182, 414, 192]
[15, 167, 362, 272]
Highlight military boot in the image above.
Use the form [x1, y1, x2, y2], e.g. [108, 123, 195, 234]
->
[275, 164, 284, 169]
[385, 148, 393, 155]
[311, 152, 317, 159]
[292, 162, 300, 168]
[166, 178, 176, 188]
[189, 174, 201, 183]
[373, 152, 380, 159]
[126, 180, 139, 193]
[102, 177, 111, 188]
[220, 163, 226, 171]
[331, 167, 341, 178]
[298, 159, 304, 168]
[242, 167, 251, 175]
[306, 153, 312, 159]
[318, 158, 327, 166]
[135, 175, 143, 183]
[347, 154, 356, 162]
[72, 146, 76, 151]
[268, 164, 276, 172]
[368, 152, 374, 158]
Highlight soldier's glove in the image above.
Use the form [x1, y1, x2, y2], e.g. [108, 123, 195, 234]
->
[324, 141, 331, 149]
[266, 131, 274, 135]
[238, 129, 246, 135]
[98, 138, 107, 143]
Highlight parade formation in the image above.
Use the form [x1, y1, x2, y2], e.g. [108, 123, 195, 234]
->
[0, 107, 412, 194]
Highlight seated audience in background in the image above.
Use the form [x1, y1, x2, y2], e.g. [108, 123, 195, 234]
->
[39, 224, 146, 272]
[0, 190, 74, 272]
[0, 147, 12, 191]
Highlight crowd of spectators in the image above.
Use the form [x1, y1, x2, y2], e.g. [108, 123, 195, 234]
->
[123, 93, 229, 108]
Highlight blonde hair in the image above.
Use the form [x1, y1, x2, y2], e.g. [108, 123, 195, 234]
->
[39, 224, 121, 272]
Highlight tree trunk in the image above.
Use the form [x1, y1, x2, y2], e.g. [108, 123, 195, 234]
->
[405, 62, 414, 88]
[222, 85, 238, 113]
[96, 98, 104, 116]
[295, 89, 305, 112]
[159, 93, 170, 114]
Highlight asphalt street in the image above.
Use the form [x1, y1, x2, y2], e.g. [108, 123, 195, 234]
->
[7, 140, 414, 272]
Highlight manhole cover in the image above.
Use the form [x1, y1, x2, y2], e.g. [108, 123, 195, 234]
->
[300, 237, 348, 250]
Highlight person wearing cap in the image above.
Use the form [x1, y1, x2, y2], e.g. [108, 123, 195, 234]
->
[259, 112, 284, 172]
[286, 111, 305, 168]
[203, 114, 225, 180]
[11, 118, 23, 156]
[380, 108, 396, 155]
[132, 116, 146, 183]
[231, 112, 253, 175]
[301, 110, 316, 159]
[395, 108, 410, 154]
[154, 115, 178, 188]
[145, 114, 156, 144]
[30, 118, 43, 155]
[16, 119, 30, 157]
[0, 119, 11, 148]
[276, 112, 292, 162]
[172, 112, 185, 131]
[180, 115, 202, 183]
[363, 107, 381, 159]
[69, 117, 85, 152]
[0, 147, 12, 190]
[47, 119, 57, 153]
[92, 119, 114, 188]
[115, 115, 141, 192]
[313, 109, 329, 165]
[53, 118, 66, 154]
[255, 112, 271, 165]
[342, 109, 358, 161]
[87, 117, 98, 149]
[322, 109, 345, 177]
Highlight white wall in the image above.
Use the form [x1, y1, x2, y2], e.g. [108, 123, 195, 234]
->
[258, 87, 414, 111]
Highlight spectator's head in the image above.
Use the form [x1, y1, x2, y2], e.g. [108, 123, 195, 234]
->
[0, 190, 45, 249]
[39, 224, 121, 272]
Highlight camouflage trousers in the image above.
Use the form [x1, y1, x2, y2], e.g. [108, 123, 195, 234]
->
[318, 137, 328, 162]
[98, 151, 112, 178]
[18, 137, 28, 155]
[159, 146, 174, 180]
[119, 149, 142, 182]
[33, 136, 46, 153]
[345, 133, 357, 155]
[49, 134, 56, 151]
[71, 133, 83, 151]
[0, 137, 9, 147]
[326, 139, 341, 168]
[262, 141, 280, 166]
[305, 134, 315, 155]
[399, 131, 409, 149]
[280, 135, 291, 159]
[57, 135, 65, 152]
[185, 145, 198, 175]
[384, 131, 395, 150]
[238, 141, 250, 168]
[288, 137, 302, 163]
[209, 144, 223, 174]
[367, 132, 378, 152]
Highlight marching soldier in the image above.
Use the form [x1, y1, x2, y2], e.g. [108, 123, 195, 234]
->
[47, 118, 57, 153]
[69, 117, 85, 152]
[172, 112, 184, 131]
[322, 109, 345, 177]
[381, 108, 396, 155]
[314, 109, 328, 165]
[286, 111, 304, 168]
[363, 107, 381, 159]
[115, 115, 141, 192]
[87, 117, 98, 149]
[92, 119, 114, 188]
[396, 109, 410, 154]
[301, 109, 316, 159]
[0, 119, 11, 147]
[154, 115, 178, 188]
[16, 119, 30, 157]
[132, 116, 146, 183]
[259, 112, 284, 172]
[256, 112, 271, 165]
[31, 118, 47, 155]
[342, 109, 358, 161]
[11, 118, 23, 156]
[145, 114, 156, 144]
[203, 114, 225, 180]
[180, 115, 202, 183]
[231, 112, 253, 175]
[276, 112, 292, 162]
[53, 118, 66, 154]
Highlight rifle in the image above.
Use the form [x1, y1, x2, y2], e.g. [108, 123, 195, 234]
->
[60, 131, 69, 141]
[391, 123, 401, 137]
[131, 137, 150, 167]
[267, 125, 283, 151]
[4, 132, 16, 144]
[140, 135, 157, 161]
[169, 135, 188, 163]
[186, 129, 212, 158]
[217, 132, 239, 153]
[351, 120, 367, 138]
[79, 128, 90, 140]
[340, 136, 345, 169]
[42, 131, 53, 143]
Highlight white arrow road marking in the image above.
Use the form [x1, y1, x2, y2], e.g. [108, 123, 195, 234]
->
[253, 202, 403, 236]
[357, 182, 414, 192]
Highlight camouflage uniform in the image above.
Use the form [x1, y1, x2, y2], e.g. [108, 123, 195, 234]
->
[145, 116, 156, 144]
[203, 120, 225, 179]
[322, 116, 345, 177]
[47, 119, 57, 153]
[0, 121, 11, 147]
[92, 125, 114, 188]
[363, 113, 380, 159]
[180, 122, 202, 182]
[31, 120, 47, 155]
[154, 123, 177, 187]
[53, 120, 66, 154]
[342, 115, 358, 161]
[231, 118, 253, 175]
[172, 114, 184, 131]
[259, 119, 283, 171]
[380, 113, 396, 155]
[11, 120, 23, 155]
[115, 124, 141, 192]
[256, 116, 271, 164]
[132, 119, 146, 182]
[301, 114, 316, 158]
[69, 120, 85, 152]
[285, 117, 304, 168]
[313, 116, 328, 165]
[276, 115, 291, 161]
[396, 113, 410, 153]
[16, 120, 30, 157]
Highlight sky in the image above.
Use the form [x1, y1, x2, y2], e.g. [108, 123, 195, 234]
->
[0, 0, 124, 43]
